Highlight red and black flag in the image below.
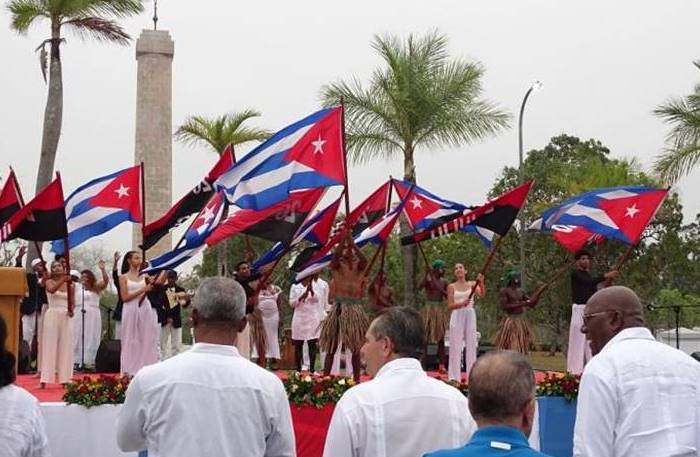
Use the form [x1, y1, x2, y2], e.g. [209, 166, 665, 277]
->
[1, 175, 67, 242]
[142, 149, 235, 250]
[206, 188, 326, 246]
[348, 179, 392, 236]
[0, 169, 22, 226]
[401, 181, 533, 245]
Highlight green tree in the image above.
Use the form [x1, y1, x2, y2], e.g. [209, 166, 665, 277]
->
[6, 0, 144, 262]
[320, 30, 510, 306]
[490, 134, 679, 353]
[175, 110, 270, 275]
[654, 61, 700, 183]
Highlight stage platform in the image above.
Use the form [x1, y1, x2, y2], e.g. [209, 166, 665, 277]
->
[16, 369, 553, 402]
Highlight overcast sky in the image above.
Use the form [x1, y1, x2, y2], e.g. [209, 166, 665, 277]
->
[1, 0, 699, 265]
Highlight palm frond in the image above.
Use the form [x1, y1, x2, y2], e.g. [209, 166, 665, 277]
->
[175, 110, 269, 155]
[61, 0, 144, 19]
[62, 17, 131, 44]
[653, 144, 700, 184]
[321, 30, 511, 167]
[654, 70, 700, 183]
[6, 0, 48, 33]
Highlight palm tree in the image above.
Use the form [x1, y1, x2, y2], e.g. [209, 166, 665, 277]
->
[175, 109, 271, 275]
[654, 61, 700, 183]
[175, 110, 271, 155]
[7, 0, 144, 262]
[320, 30, 510, 306]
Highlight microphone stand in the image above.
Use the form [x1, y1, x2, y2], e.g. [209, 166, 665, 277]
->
[647, 303, 700, 349]
[80, 284, 86, 371]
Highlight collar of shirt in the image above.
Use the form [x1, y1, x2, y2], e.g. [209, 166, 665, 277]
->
[469, 425, 530, 450]
[189, 342, 242, 358]
[374, 357, 424, 379]
[601, 326, 654, 354]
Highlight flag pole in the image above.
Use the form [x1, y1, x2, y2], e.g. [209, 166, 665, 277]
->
[467, 235, 504, 301]
[529, 258, 576, 305]
[140, 161, 146, 261]
[56, 172, 74, 317]
[9, 167, 46, 267]
[340, 99, 351, 220]
[604, 242, 637, 286]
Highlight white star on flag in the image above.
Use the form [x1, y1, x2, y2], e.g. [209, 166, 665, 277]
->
[625, 204, 640, 218]
[311, 135, 326, 154]
[198, 205, 216, 224]
[114, 184, 130, 199]
[410, 196, 423, 209]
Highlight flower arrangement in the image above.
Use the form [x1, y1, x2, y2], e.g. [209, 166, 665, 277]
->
[536, 372, 581, 401]
[63, 374, 132, 408]
[284, 372, 356, 408]
[444, 379, 469, 397]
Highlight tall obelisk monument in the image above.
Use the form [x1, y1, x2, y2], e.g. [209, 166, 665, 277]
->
[132, 21, 174, 258]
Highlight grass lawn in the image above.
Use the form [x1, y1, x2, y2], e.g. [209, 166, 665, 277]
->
[529, 351, 567, 372]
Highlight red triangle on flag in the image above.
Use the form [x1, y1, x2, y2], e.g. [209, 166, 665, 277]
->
[90, 165, 143, 222]
[597, 189, 668, 244]
[283, 107, 345, 184]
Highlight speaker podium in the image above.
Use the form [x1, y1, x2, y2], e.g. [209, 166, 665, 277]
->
[0, 267, 28, 374]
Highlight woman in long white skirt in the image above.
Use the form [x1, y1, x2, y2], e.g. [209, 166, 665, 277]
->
[73, 261, 109, 367]
[256, 281, 282, 365]
[118, 252, 159, 376]
[40, 261, 74, 387]
[447, 263, 485, 382]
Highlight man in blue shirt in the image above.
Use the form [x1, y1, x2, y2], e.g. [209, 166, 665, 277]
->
[425, 351, 551, 457]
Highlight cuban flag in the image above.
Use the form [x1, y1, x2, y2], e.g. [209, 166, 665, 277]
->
[295, 192, 408, 282]
[252, 194, 343, 273]
[393, 179, 495, 247]
[142, 191, 227, 274]
[214, 107, 346, 211]
[529, 185, 669, 248]
[51, 166, 142, 254]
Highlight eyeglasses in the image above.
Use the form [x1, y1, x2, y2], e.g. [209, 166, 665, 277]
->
[582, 310, 614, 326]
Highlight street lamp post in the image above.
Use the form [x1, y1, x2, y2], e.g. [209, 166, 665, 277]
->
[518, 80, 542, 290]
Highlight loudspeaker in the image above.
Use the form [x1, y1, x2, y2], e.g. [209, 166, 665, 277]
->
[95, 339, 121, 373]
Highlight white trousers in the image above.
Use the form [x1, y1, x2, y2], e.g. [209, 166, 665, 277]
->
[448, 306, 477, 381]
[22, 312, 42, 346]
[160, 324, 183, 360]
[567, 304, 592, 374]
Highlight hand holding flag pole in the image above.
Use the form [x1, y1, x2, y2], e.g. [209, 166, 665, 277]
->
[54, 172, 74, 318]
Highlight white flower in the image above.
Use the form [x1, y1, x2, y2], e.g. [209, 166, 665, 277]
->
[304, 375, 312, 383]
[338, 379, 346, 386]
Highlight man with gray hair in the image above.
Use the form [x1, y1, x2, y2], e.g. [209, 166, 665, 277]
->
[323, 306, 477, 457]
[116, 277, 295, 457]
[425, 351, 550, 457]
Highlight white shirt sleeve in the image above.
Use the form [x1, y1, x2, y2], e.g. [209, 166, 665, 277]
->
[29, 402, 50, 457]
[573, 371, 616, 457]
[322, 405, 355, 457]
[116, 374, 148, 452]
[265, 382, 296, 457]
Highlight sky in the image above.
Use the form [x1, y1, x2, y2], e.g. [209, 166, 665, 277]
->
[1, 0, 699, 266]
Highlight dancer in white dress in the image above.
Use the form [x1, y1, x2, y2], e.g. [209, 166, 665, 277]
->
[447, 263, 485, 382]
[256, 282, 282, 364]
[73, 261, 109, 367]
[118, 252, 159, 376]
[40, 261, 74, 387]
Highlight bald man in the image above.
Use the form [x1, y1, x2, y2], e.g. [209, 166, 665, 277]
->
[574, 286, 700, 457]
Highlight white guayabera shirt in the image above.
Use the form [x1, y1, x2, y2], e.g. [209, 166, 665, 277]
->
[322, 358, 477, 457]
[574, 327, 700, 457]
[116, 343, 295, 457]
[0, 384, 50, 457]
